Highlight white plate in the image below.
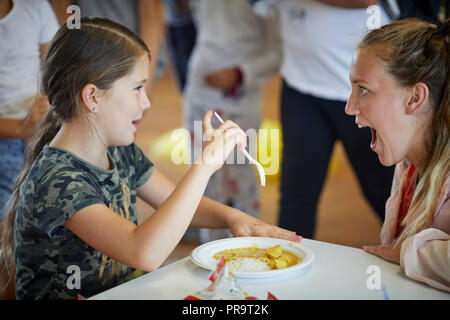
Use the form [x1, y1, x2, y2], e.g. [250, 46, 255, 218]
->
[190, 237, 314, 279]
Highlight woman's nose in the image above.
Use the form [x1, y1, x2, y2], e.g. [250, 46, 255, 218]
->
[345, 94, 360, 116]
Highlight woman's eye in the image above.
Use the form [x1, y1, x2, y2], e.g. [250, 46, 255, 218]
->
[135, 85, 144, 92]
[359, 86, 368, 95]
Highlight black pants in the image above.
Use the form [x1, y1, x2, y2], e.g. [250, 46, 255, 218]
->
[167, 20, 197, 92]
[278, 80, 395, 239]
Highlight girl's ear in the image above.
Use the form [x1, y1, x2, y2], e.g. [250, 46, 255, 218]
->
[405, 82, 429, 115]
[81, 84, 99, 113]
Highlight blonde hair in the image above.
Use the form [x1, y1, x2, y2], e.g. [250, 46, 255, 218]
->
[359, 18, 450, 245]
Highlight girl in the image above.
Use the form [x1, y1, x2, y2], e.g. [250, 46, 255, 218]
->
[346, 18, 450, 292]
[0, 17, 301, 300]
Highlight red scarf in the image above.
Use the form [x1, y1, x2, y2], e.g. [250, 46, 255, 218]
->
[395, 164, 416, 238]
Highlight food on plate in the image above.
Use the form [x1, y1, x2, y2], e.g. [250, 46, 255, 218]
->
[213, 244, 300, 272]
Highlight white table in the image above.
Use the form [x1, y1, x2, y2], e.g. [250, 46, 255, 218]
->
[89, 239, 449, 300]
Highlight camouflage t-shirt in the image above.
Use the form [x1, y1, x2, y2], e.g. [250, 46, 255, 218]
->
[15, 143, 154, 299]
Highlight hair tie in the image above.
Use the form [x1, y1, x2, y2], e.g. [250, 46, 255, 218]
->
[437, 22, 449, 36]
[433, 22, 449, 45]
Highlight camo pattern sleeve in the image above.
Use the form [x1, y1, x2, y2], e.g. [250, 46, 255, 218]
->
[15, 143, 154, 299]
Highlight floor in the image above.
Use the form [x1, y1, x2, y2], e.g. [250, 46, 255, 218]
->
[134, 68, 383, 267]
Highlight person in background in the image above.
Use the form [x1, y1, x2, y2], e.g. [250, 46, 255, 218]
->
[183, 0, 282, 243]
[392, 0, 449, 23]
[51, 0, 167, 95]
[0, 0, 59, 300]
[276, 0, 395, 240]
[347, 18, 449, 292]
[162, 0, 197, 92]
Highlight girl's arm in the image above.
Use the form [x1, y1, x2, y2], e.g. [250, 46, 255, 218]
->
[63, 163, 211, 272]
[137, 170, 301, 240]
[63, 112, 248, 272]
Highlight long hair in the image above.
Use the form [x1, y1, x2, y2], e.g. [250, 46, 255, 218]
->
[359, 18, 450, 245]
[0, 17, 150, 284]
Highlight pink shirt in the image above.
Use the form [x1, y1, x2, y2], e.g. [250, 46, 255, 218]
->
[381, 160, 450, 292]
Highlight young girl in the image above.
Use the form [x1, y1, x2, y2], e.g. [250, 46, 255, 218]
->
[0, 17, 301, 300]
[346, 18, 450, 292]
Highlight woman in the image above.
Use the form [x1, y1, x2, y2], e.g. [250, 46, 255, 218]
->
[346, 18, 449, 292]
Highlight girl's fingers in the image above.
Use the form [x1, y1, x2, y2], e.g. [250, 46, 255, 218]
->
[202, 111, 213, 133]
[268, 226, 302, 243]
[217, 120, 238, 133]
[203, 111, 214, 140]
[224, 127, 247, 150]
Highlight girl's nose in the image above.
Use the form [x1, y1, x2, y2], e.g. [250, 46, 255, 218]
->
[142, 94, 151, 111]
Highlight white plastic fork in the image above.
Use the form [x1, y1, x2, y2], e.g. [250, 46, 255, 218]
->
[213, 112, 266, 187]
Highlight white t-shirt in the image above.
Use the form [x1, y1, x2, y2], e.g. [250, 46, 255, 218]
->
[0, 0, 59, 119]
[278, 0, 391, 101]
[185, 0, 281, 113]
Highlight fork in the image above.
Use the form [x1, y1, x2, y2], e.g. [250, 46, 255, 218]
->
[213, 112, 266, 187]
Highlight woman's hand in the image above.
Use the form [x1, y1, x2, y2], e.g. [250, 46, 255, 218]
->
[363, 243, 402, 264]
[198, 111, 247, 175]
[228, 210, 302, 243]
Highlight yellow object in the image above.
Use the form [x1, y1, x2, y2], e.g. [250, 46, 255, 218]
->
[256, 119, 283, 183]
[149, 128, 191, 167]
[327, 151, 339, 176]
[213, 245, 300, 270]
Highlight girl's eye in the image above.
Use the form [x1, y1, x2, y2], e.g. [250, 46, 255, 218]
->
[359, 86, 368, 96]
[135, 85, 144, 92]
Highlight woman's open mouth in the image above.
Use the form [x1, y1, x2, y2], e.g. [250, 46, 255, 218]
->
[357, 121, 378, 152]
[370, 127, 377, 151]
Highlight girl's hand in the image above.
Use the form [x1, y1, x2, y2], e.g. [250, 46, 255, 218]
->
[363, 243, 402, 264]
[199, 111, 247, 175]
[228, 211, 302, 243]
